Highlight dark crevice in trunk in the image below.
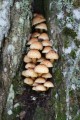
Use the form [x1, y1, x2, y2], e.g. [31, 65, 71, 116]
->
[18, 1, 55, 120]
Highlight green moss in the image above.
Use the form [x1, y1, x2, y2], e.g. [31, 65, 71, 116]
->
[73, 0, 80, 8]
[34, 107, 46, 120]
[69, 50, 76, 59]
[62, 27, 77, 39]
[74, 39, 80, 47]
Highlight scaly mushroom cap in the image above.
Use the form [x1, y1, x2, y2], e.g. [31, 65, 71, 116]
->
[35, 23, 47, 31]
[25, 63, 36, 69]
[42, 40, 52, 47]
[46, 50, 59, 60]
[22, 69, 38, 77]
[42, 73, 52, 78]
[40, 60, 53, 68]
[24, 78, 34, 85]
[44, 81, 54, 87]
[35, 77, 46, 83]
[37, 57, 45, 63]
[34, 64, 49, 74]
[30, 41, 43, 50]
[31, 32, 40, 38]
[42, 46, 52, 53]
[38, 33, 49, 40]
[23, 55, 32, 63]
[35, 85, 47, 91]
[27, 49, 41, 59]
[32, 17, 46, 26]
[27, 38, 38, 45]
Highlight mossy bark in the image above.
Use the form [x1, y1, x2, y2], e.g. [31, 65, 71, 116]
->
[0, 0, 32, 119]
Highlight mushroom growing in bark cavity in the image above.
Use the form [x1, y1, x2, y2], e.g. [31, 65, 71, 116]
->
[22, 13, 59, 92]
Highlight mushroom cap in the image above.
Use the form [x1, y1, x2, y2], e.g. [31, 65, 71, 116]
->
[32, 17, 46, 26]
[25, 63, 36, 69]
[42, 46, 52, 53]
[33, 82, 38, 87]
[35, 85, 47, 91]
[34, 64, 49, 74]
[24, 78, 34, 85]
[27, 38, 38, 45]
[37, 57, 45, 62]
[22, 69, 38, 77]
[40, 60, 53, 67]
[30, 41, 43, 50]
[35, 23, 47, 31]
[38, 33, 49, 40]
[46, 50, 59, 60]
[27, 49, 41, 59]
[32, 86, 36, 91]
[42, 73, 52, 78]
[35, 77, 46, 83]
[33, 13, 44, 18]
[31, 32, 40, 38]
[42, 40, 52, 46]
[44, 81, 54, 87]
[23, 55, 32, 63]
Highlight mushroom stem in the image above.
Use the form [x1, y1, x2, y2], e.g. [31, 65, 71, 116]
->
[32, 58, 36, 63]
[38, 73, 42, 77]
[50, 59, 54, 63]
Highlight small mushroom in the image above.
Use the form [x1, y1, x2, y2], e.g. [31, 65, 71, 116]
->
[37, 57, 45, 63]
[42, 40, 52, 47]
[32, 82, 38, 87]
[42, 73, 52, 78]
[46, 50, 59, 63]
[35, 85, 47, 91]
[44, 81, 54, 88]
[33, 13, 44, 18]
[27, 38, 38, 45]
[25, 63, 36, 69]
[35, 23, 47, 31]
[31, 32, 40, 38]
[38, 33, 49, 40]
[27, 49, 41, 63]
[30, 41, 43, 50]
[32, 16, 46, 26]
[22, 69, 38, 78]
[35, 77, 46, 83]
[34, 64, 49, 76]
[42, 46, 52, 53]
[23, 55, 32, 63]
[24, 78, 34, 85]
[40, 60, 53, 68]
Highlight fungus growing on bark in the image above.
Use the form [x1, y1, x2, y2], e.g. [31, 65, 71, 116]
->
[31, 32, 40, 38]
[22, 13, 59, 92]
[32, 16, 46, 26]
[24, 78, 34, 85]
[44, 81, 54, 88]
[27, 49, 41, 63]
[40, 60, 53, 68]
[30, 41, 43, 50]
[27, 38, 38, 45]
[42, 46, 52, 53]
[38, 33, 49, 40]
[35, 23, 47, 31]
[25, 63, 36, 69]
[42, 40, 52, 47]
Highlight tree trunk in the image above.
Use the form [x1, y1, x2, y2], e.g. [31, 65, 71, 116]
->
[0, 0, 80, 120]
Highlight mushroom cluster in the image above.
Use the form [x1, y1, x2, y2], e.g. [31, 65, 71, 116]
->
[22, 13, 59, 92]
